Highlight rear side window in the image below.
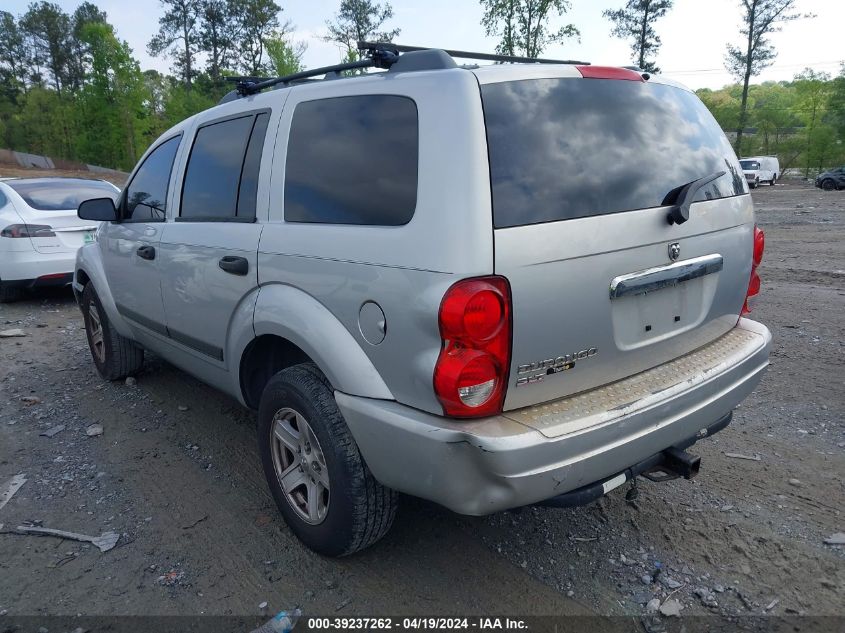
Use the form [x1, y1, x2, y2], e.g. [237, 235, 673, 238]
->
[124, 135, 181, 221]
[482, 79, 747, 228]
[284, 95, 418, 225]
[180, 111, 269, 221]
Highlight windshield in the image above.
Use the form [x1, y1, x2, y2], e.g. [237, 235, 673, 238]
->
[481, 78, 747, 228]
[7, 179, 119, 211]
[740, 160, 760, 170]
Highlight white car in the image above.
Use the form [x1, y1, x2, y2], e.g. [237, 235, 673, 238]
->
[0, 177, 120, 302]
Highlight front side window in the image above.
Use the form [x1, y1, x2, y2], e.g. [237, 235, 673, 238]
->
[482, 78, 747, 228]
[124, 136, 181, 221]
[180, 112, 269, 221]
[284, 95, 418, 226]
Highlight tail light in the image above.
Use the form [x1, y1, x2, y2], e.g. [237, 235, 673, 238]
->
[1, 224, 56, 238]
[434, 276, 512, 418]
[742, 225, 765, 315]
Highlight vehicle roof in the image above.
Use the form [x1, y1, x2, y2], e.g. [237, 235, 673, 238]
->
[2, 177, 117, 186]
[161, 60, 694, 140]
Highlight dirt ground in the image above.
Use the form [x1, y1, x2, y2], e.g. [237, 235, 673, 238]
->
[0, 179, 842, 626]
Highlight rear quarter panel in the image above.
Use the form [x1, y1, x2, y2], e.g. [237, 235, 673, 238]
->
[258, 69, 494, 414]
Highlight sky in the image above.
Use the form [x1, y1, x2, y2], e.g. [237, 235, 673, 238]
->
[5, 0, 843, 90]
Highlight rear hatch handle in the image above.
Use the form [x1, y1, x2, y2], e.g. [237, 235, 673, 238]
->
[665, 170, 726, 225]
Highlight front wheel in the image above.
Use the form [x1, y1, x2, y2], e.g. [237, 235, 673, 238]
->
[258, 363, 397, 556]
[81, 283, 144, 380]
[821, 179, 836, 191]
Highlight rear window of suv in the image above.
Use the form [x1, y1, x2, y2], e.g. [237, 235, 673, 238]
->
[481, 78, 746, 228]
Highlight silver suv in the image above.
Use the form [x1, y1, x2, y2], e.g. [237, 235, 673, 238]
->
[74, 44, 771, 556]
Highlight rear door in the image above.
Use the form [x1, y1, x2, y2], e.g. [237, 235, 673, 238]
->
[477, 70, 754, 410]
[158, 109, 273, 365]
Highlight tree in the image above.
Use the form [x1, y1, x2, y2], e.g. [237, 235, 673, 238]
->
[233, 0, 281, 76]
[198, 0, 238, 81]
[793, 69, 832, 177]
[602, 0, 672, 73]
[0, 11, 32, 93]
[325, 0, 399, 61]
[78, 22, 147, 168]
[148, 0, 202, 91]
[264, 30, 305, 76]
[481, 0, 579, 58]
[20, 2, 72, 93]
[67, 2, 108, 92]
[725, 0, 804, 152]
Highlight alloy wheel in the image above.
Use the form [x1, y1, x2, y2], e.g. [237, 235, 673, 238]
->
[270, 407, 330, 525]
[88, 301, 106, 364]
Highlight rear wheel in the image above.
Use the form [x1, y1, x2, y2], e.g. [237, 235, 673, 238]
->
[769, 175, 776, 186]
[821, 179, 836, 191]
[258, 363, 397, 556]
[81, 283, 144, 380]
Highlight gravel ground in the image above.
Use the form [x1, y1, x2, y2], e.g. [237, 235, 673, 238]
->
[0, 180, 842, 625]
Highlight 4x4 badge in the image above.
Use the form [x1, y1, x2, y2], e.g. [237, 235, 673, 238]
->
[668, 242, 681, 262]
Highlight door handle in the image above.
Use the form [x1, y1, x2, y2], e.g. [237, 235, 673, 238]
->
[136, 245, 156, 260]
[218, 255, 249, 276]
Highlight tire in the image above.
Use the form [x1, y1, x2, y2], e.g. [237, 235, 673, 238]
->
[258, 363, 397, 556]
[769, 176, 776, 186]
[821, 179, 835, 191]
[0, 284, 23, 303]
[81, 283, 144, 380]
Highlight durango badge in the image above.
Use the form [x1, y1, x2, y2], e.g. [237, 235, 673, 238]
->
[516, 348, 598, 386]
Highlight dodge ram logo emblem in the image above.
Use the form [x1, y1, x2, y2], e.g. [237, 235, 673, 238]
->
[668, 242, 681, 262]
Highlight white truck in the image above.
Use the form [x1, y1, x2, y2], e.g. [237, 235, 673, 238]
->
[740, 156, 780, 188]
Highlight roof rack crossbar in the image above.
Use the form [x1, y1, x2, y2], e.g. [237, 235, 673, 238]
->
[233, 47, 400, 96]
[221, 42, 590, 102]
[357, 41, 589, 66]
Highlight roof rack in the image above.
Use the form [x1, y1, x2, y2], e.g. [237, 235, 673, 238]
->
[219, 42, 589, 102]
[359, 42, 590, 66]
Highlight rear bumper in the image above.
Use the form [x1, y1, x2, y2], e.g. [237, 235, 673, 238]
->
[0, 248, 76, 284]
[338, 318, 772, 515]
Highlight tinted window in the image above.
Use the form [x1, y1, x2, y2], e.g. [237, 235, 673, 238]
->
[237, 112, 270, 219]
[482, 79, 746, 228]
[8, 179, 118, 211]
[285, 95, 418, 225]
[124, 136, 180, 221]
[740, 160, 760, 170]
[181, 115, 255, 220]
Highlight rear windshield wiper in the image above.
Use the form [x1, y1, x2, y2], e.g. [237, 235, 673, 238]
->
[663, 170, 726, 225]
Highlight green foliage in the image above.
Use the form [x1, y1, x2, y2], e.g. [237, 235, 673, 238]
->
[325, 0, 400, 57]
[696, 68, 845, 176]
[148, 0, 203, 91]
[602, 0, 673, 73]
[481, 0, 579, 58]
[264, 31, 306, 77]
[234, 0, 282, 76]
[724, 0, 804, 151]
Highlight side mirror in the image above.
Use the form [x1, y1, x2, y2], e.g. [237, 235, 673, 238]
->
[78, 197, 118, 222]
